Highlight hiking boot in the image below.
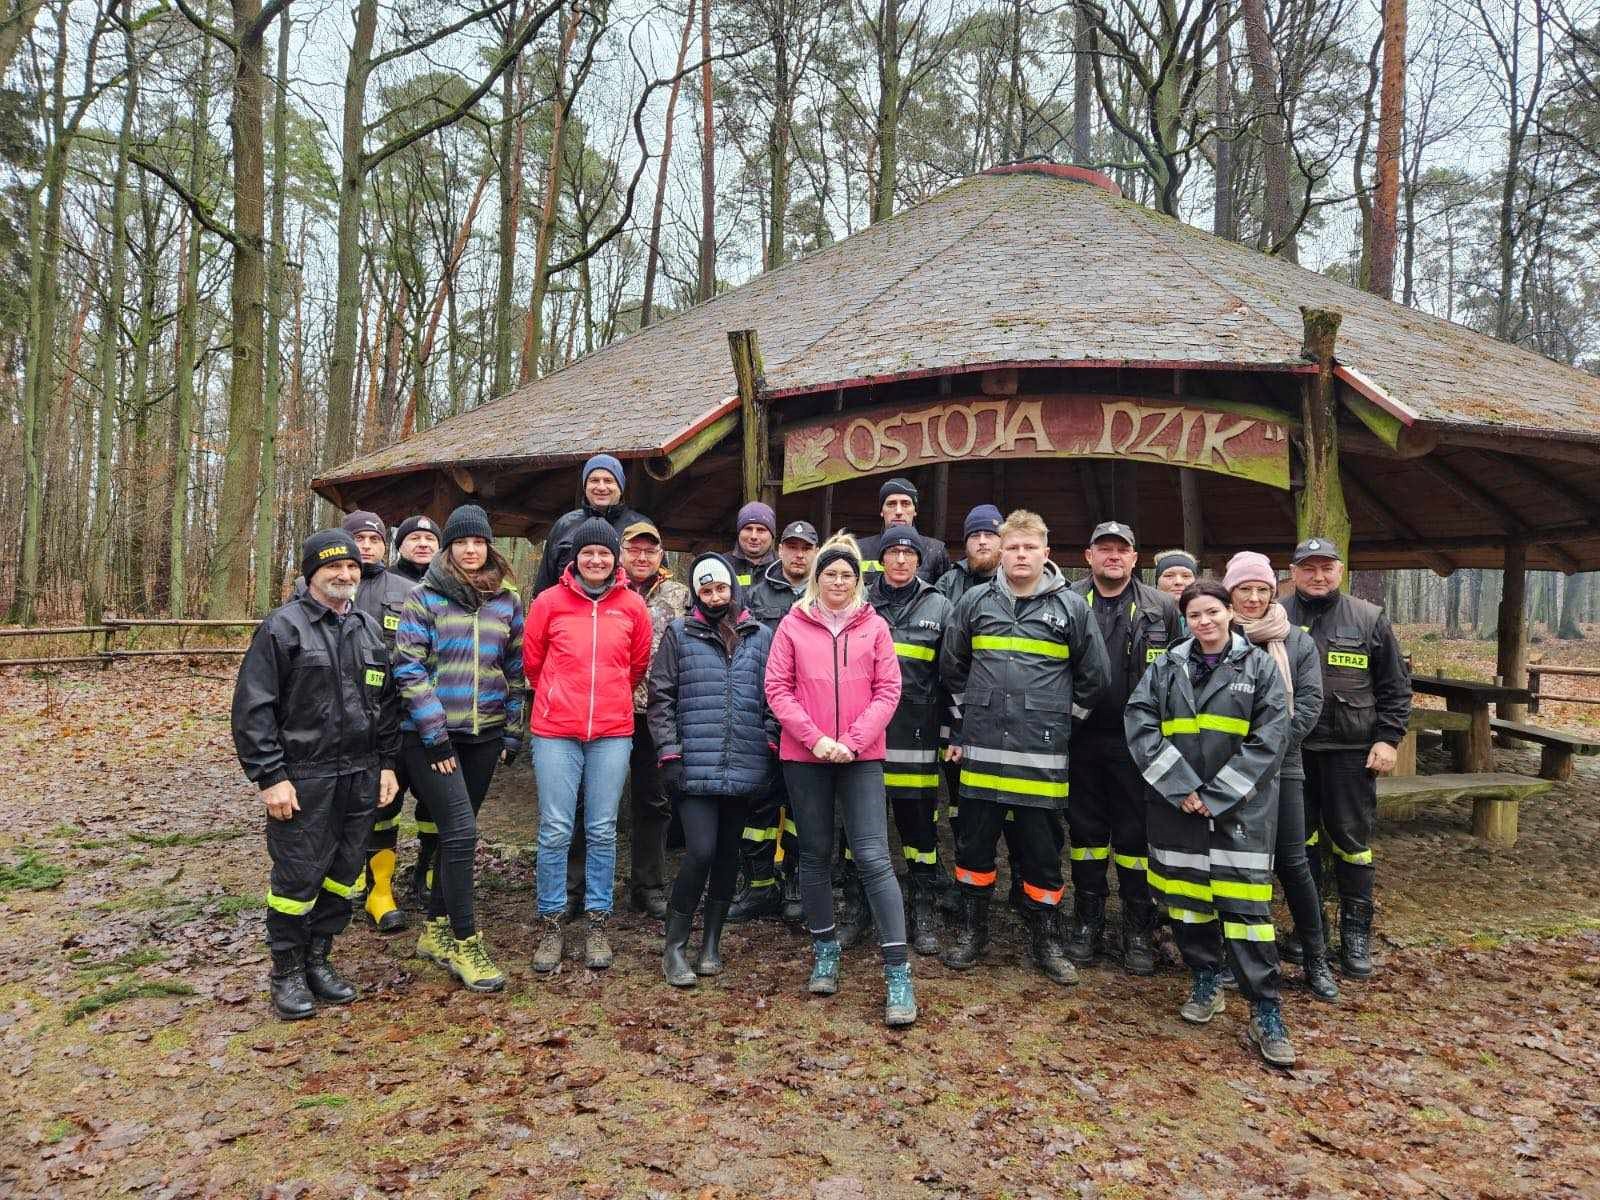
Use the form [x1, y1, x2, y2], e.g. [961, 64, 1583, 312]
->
[1248, 1000, 1296, 1068]
[532, 916, 564, 974]
[1122, 902, 1157, 977]
[364, 849, 407, 933]
[1279, 928, 1304, 965]
[415, 915, 452, 966]
[447, 933, 506, 993]
[268, 947, 315, 1021]
[1027, 905, 1079, 986]
[727, 874, 781, 922]
[940, 888, 990, 970]
[694, 901, 729, 976]
[1064, 893, 1106, 965]
[808, 940, 841, 995]
[780, 865, 804, 925]
[305, 935, 357, 1004]
[906, 874, 940, 956]
[1339, 898, 1374, 979]
[884, 963, 917, 1027]
[1304, 948, 1340, 1003]
[834, 862, 867, 949]
[1217, 963, 1239, 990]
[583, 912, 614, 970]
[1180, 969, 1225, 1024]
[662, 909, 696, 988]
[628, 884, 668, 920]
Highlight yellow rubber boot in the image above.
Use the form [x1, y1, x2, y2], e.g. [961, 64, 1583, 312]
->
[364, 850, 407, 933]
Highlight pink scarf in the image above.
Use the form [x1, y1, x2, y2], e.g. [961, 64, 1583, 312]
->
[1237, 601, 1295, 714]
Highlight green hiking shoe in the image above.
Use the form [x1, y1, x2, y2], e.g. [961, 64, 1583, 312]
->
[447, 932, 506, 993]
[1180, 969, 1226, 1024]
[416, 916, 452, 966]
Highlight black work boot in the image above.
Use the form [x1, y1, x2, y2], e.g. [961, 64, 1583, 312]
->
[1279, 929, 1304, 965]
[940, 888, 991, 969]
[695, 901, 729, 976]
[1300, 926, 1340, 1002]
[1064, 893, 1106, 965]
[1339, 898, 1375, 979]
[834, 861, 866, 949]
[269, 947, 316, 1020]
[628, 884, 669, 920]
[727, 859, 781, 923]
[304, 935, 357, 1004]
[662, 909, 696, 988]
[1122, 901, 1158, 977]
[779, 863, 803, 925]
[1027, 906, 1079, 986]
[906, 873, 940, 956]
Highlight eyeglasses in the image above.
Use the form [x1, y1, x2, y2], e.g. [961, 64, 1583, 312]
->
[623, 545, 662, 557]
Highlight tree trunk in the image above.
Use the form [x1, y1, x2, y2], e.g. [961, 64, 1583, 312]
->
[1213, 0, 1235, 241]
[491, 15, 524, 396]
[1239, 0, 1295, 262]
[255, 13, 290, 615]
[698, 0, 715, 302]
[1557, 571, 1586, 639]
[1445, 570, 1462, 636]
[640, 0, 695, 327]
[1367, 0, 1405, 300]
[872, 0, 902, 224]
[1072, 2, 1091, 163]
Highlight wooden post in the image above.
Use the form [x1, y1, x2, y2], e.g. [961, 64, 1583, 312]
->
[927, 463, 950, 541]
[728, 329, 775, 507]
[820, 388, 843, 535]
[1496, 541, 1529, 722]
[1179, 469, 1204, 560]
[1296, 307, 1351, 572]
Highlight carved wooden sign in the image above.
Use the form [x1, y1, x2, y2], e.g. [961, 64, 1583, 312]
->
[781, 394, 1291, 493]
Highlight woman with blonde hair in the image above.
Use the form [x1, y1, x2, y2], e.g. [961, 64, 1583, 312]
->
[764, 533, 915, 1025]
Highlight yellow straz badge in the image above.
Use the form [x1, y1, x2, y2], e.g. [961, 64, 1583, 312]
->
[1327, 651, 1369, 669]
[365, 668, 385, 687]
[383, 615, 400, 630]
[1146, 647, 1166, 662]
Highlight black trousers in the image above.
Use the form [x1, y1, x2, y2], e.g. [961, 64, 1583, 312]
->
[944, 760, 1022, 869]
[668, 794, 748, 914]
[736, 772, 799, 891]
[1066, 733, 1152, 909]
[368, 756, 410, 854]
[1275, 776, 1325, 947]
[628, 712, 671, 893]
[264, 769, 377, 952]
[401, 735, 501, 939]
[955, 800, 1065, 908]
[1302, 747, 1376, 903]
[890, 795, 939, 876]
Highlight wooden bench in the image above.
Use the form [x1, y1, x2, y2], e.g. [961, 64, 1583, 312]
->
[1377, 772, 1552, 848]
[1393, 709, 1473, 777]
[1488, 719, 1600, 782]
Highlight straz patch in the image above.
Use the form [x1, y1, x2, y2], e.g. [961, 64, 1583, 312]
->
[1327, 651, 1369, 670]
[364, 668, 385, 687]
[383, 614, 400, 630]
[1146, 647, 1166, 663]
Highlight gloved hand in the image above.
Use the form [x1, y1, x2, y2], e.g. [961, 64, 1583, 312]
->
[658, 756, 684, 800]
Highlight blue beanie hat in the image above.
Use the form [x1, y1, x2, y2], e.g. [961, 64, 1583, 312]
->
[582, 453, 626, 492]
[963, 504, 1003, 540]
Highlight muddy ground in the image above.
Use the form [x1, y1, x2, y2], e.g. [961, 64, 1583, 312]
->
[1, 660, 1597, 1199]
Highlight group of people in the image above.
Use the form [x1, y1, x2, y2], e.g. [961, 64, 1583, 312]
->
[232, 457, 1412, 1068]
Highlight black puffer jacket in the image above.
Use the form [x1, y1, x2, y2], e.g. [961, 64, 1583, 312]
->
[232, 592, 401, 787]
[533, 499, 650, 596]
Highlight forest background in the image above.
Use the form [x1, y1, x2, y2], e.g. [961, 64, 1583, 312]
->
[0, 0, 1597, 639]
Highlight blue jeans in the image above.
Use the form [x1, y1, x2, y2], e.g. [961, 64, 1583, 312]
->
[533, 735, 632, 916]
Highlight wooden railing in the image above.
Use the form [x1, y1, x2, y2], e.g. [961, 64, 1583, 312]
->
[0, 615, 260, 668]
[1527, 665, 1600, 713]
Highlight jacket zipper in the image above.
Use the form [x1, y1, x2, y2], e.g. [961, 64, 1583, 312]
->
[586, 593, 599, 740]
[471, 609, 481, 735]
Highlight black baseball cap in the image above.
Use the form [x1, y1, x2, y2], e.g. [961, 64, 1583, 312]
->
[1090, 520, 1136, 547]
[779, 520, 819, 546]
[1291, 537, 1342, 563]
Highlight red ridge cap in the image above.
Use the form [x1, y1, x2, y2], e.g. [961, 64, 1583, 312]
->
[979, 161, 1122, 196]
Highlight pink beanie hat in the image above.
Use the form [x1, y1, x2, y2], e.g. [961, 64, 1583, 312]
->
[1223, 551, 1276, 593]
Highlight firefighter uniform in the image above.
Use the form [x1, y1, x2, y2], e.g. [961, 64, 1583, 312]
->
[1066, 573, 1184, 968]
[1124, 633, 1290, 1001]
[939, 563, 1109, 980]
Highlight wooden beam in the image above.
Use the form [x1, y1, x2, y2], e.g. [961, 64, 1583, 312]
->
[1497, 541, 1529, 723]
[1179, 469, 1204, 560]
[1434, 429, 1600, 467]
[1417, 458, 1580, 572]
[1342, 472, 1456, 575]
[1296, 307, 1352, 574]
[1484, 452, 1600, 526]
[728, 329, 775, 506]
[643, 410, 739, 481]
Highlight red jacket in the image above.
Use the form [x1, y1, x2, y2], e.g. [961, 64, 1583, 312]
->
[765, 600, 901, 762]
[524, 565, 652, 741]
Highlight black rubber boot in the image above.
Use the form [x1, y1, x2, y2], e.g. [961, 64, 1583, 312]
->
[939, 889, 990, 970]
[779, 863, 803, 925]
[1339, 898, 1375, 979]
[1301, 925, 1341, 1002]
[269, 947, 315, 1020]
[907, 873, 940, 956]
[835, 861, 866, 950]
[727, 859, 781, 923]
[304, 935, 357, 1004]
[695, 901, 729, 976]
[662, 909, 696, 988]
[1027, 906, 1079, 986]
[1279, 929, 1305, 965]
[1121, 901, 1157, 977]
[1064, 893, 1106, 965]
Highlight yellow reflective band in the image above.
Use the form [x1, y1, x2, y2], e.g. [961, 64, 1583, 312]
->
[843, 845, 855, 860]
[1148, 868, 1213, 902]
[1070, 845, 1110, 861]
[782, 819, 798, 837]
[1328, 651, 1369, 669]
[972, 635, 1069, 659]
[1329, 843, 1374, 865]
[860, 560, 882, 573]
[884, 772, 940, 789]
[1212, 878, 1273, 903]
[1305, 830, 1320, 847]
[372, 816, 399, 832]
[322, 873, 364, 899]
[893, 642, 936, 662]
[1113, 853, 1148, 872]
[1168, 906, 1216, 924]
[747, 876, 777, 888]
[365, 668, 385, 687]
[1145, 647, 1165, 663]
[1160, 714, 1251, 737]
[266, 890, 315, 916]
[1223, 920, 1277, 942]
[741, 826, 779, 842]
[902, 846, 938, 865]
[415, 820, 439, 835]
[959, 770, 1069, 798]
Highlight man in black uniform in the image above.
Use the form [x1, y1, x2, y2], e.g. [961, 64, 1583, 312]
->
[731, 520, 818, 922]
[233, 530, 401, 1019]
[857, 477, 951, 585]
[1282, 538, 1410, 980]
[1066, 520, 1185, 974]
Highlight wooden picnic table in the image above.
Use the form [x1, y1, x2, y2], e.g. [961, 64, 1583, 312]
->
[1410, 674, 1534, 773]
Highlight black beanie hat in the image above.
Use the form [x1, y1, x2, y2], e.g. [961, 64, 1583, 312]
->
[571, 516, 621, 559]
[879, 526, 924, 562]
[394, 514, 441, 548]
[879, 476, 919, 506]
[441, 504, 493, 548]
[341, 510, 385, 540]
[301, 529, 361, 582]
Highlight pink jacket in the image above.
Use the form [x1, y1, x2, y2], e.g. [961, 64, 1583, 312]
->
[765, 600, 902, 762]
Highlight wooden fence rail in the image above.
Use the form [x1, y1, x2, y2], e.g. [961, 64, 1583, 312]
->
[1528, 665, 1600, 713]
[0, 615, 261, 669]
